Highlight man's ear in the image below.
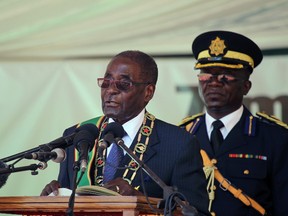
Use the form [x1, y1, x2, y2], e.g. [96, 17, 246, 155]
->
[243, 80, 252, 95]
[144, 84, 156, 103]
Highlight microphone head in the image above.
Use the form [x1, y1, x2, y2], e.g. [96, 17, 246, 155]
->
[102, 122, 125, 138]
[76, 123, 100, 139]
[75, 124, 100, 152]
[0, 160, 10, 189]
[102, 122, 125, 145]
[47, 123, 100, 151]
[51, 148, 67, 163]
[74, 130, 97, 152]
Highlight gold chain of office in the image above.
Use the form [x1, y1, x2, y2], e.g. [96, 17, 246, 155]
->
[94, 112, 155, 186]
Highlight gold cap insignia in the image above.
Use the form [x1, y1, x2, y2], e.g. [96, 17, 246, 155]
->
[209, 37, 226, 56]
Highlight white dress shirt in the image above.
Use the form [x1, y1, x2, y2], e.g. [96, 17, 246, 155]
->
[206, 105, 244, 140]
[106, 109, 145, 156]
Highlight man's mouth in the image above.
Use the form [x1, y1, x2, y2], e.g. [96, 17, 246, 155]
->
[206, 89, 224, 96]
[104, 100, 119, 106]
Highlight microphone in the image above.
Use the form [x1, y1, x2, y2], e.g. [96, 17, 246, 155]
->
[0, 123, 99, 163]
[43, 123, 100, 151]
[0, 160, 10, 189]
[24, 148, 66, 163]
[98, 122, 125, 151]
[74, 126, 100, 172]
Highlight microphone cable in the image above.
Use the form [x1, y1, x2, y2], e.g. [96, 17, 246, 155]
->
[138, 167, 163, 215]
[164, 192, 187, 216]
[138, 165, 196, 216]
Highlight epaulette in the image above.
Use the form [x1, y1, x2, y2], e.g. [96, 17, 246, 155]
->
[178, 113, 204, 127]
[256, 112, 288, 129]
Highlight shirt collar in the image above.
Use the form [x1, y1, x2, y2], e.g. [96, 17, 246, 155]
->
[206, 105, 244, 138]
[108, 109, 145, 147]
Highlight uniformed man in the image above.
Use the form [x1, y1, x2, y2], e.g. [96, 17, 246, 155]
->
[179, 30, 288, 216]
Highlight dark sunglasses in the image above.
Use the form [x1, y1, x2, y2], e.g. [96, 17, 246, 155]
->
[197, 73, 243, 83]
[97, 78, 151, 91]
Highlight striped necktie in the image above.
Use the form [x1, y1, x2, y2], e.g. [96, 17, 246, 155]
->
[103, 143, 124, 183]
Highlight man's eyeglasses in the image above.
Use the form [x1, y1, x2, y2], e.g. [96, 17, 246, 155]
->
[97, 78, 151, 91]
[197, 73, 243, 83]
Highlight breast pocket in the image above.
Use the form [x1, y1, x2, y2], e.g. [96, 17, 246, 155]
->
[226, 158, 267, 179]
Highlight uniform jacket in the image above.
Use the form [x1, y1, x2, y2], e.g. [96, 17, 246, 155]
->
[58, 116, 210, 216]
[180, 106, 288, 216]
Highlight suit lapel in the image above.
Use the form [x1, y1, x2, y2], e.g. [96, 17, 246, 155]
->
[117, 119, 160, 176]
[142, 122, 160, 163]
[216, 109, 251, 157]
[196, 122, 214, 156]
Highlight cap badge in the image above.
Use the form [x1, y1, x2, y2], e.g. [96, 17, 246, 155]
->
[209, 37, 226, 56]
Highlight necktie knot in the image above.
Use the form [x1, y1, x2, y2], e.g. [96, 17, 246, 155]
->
[212, 120, 224, 130]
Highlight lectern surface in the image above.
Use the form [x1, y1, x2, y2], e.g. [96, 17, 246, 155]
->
[0, 196, 161, 216]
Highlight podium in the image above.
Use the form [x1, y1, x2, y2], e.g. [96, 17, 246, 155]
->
[0, 196, 161, 216]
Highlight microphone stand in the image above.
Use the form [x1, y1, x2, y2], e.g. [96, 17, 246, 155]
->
[115, 138, 198, 216]
[66, 160, 85, 216]
[0, 146, 41, 163]
[0, 162, 47, 175]
[0, 135, 75, 163]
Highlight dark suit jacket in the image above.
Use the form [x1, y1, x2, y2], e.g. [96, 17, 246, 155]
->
[58, 117, 210, 216]
[181, 107, 288, 216]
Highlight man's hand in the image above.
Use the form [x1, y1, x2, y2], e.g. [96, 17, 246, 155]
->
[103, 177, 143, 196]
[40, 180, 61, 196]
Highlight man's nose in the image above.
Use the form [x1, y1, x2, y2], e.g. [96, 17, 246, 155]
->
[208, 74, 221, 83]
[106, 80, 120, 92]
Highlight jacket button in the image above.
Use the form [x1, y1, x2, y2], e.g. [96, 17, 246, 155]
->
[244, 169, 249, 175]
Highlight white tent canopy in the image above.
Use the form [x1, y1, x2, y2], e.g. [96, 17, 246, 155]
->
[0, 0, 288, 60]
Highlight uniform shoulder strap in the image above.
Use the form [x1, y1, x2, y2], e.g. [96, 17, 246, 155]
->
[178, 113, 204, 134]
[256, 112, 288, 129]
[178, 113, 204, 127]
